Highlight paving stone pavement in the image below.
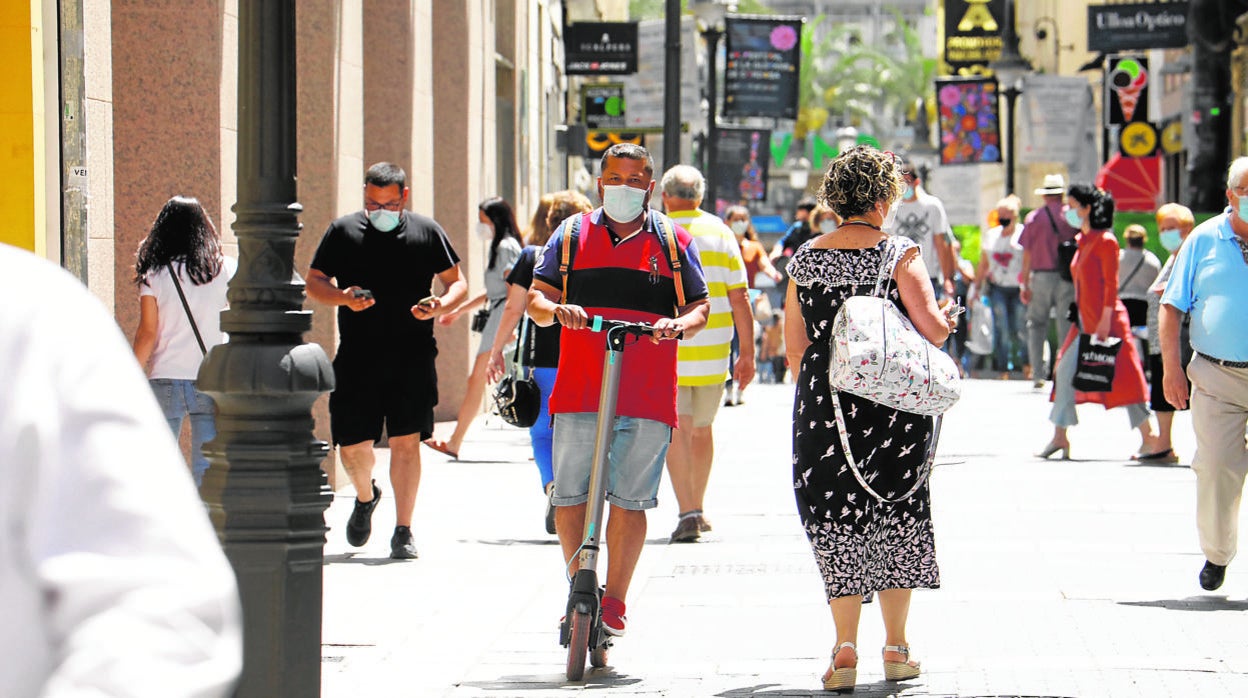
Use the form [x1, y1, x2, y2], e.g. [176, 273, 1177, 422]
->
[320, 378, 1248, 697]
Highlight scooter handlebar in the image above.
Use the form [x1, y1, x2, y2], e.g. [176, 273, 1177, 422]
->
[552, 314, 683, 339]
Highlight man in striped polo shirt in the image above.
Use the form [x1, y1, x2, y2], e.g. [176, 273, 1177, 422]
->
[659, 165, 755, 543]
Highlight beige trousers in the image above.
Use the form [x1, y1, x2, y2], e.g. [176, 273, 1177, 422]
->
[1189, 354, 1248, 566]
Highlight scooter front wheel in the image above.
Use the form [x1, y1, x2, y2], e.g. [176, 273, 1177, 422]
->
[590, 643, 609, 668]
[565, 609, 591, 681]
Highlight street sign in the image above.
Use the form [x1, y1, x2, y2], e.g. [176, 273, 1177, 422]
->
[942, 0, 1005, 76]
[582, 84, 626, 130]
[1105, 54, 1150, 126]
[1119, 121, 1158, 158]
[722, 17, 803, 120]
[1160, 118, 1183, 155]
[565, 22, 638, 75]
[1088, 2, 1189, 52]
[712, 127, 771, 203]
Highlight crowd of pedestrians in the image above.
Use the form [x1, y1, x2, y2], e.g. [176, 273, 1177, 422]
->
[31, 137, 1235, 695]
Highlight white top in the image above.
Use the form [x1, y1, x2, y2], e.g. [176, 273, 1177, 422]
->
[981, 224, 1025, 288]
[139, 257, 237, 379]
[888, 188, 954, 280]
[0, 244, 242, 697]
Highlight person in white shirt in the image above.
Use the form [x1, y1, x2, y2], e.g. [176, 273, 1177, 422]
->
[886, 159, 957, 298]
[132, 196, 237, 487]
[975, 195, 1027, 377]
[0, 242, 242, 697]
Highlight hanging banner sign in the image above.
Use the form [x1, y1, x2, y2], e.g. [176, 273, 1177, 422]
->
[1088, 2, 1189, 52]
[1105, 54, 1150, 126]
[722, 17, 803, 120]
[565, 22, 638, 75]
[942, 0, 1005, 76]
[713, 127, 772, 203]
[935, 77, 1001, 165]
[582, 84, 627, 130]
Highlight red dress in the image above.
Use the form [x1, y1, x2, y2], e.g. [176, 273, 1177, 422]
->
[1053, 229, 1148, 408]
[740, 239, 766, 288]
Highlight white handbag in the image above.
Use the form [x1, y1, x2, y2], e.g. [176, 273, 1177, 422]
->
[828, 238, 962, 416]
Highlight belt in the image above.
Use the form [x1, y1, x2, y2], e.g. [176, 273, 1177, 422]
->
[1198, 352, 1248, 369]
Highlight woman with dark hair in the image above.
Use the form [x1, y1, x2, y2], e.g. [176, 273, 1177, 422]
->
[132, 195, 237, 487]
[424, 196, 524, 459]
[487, 190, 593, 532]
[723, 204, 782, 289]
[1038, 184, 1157, 460]
[785, 146, 958, 693]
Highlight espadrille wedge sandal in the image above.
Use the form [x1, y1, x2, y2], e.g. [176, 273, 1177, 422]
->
[882, 644, 921, 681]
[822, 641, 858, 693]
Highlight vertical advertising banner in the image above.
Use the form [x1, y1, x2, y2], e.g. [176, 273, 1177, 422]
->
[722, 17, 803, 119]
[1105, 54, 1149, 126]
[713, 127, 771, 203]
[942, 0, 1005, 75]
[936, 78, 1001, 165]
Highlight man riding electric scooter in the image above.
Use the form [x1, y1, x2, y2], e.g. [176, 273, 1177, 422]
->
[528, 143, 710, 679]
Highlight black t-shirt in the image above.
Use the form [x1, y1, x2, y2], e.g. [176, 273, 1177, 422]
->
[310, 210, 459, 351]
[505, 245, 560, 368]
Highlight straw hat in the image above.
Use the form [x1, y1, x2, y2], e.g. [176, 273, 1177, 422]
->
[1034, 174, 1066, 195]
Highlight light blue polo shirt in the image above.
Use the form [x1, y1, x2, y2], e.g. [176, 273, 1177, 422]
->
[1161, 209, 1248, 362]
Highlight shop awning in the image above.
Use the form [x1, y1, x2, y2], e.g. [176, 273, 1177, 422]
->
[1095, 153, 1161, 212]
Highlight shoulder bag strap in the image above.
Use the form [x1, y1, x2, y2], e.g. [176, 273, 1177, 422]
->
[559, 213, 582, 304]
[653, 213, 687, 311]
[873, 237, 902, 298]
[831, 391, 940, 504]
[1118, 255, 1147, 293]
[1040, 205, 1061, 235]
[168, 264, 207, 356]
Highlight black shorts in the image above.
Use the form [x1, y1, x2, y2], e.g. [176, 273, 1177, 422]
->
[329, 346, 438, 446]
[1148, 353, 1190, 413]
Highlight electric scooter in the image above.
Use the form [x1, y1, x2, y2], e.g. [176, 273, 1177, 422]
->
[559, 316, 676, 681]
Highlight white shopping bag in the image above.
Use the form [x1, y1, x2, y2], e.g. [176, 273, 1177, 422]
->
[965, 296, 994, 356]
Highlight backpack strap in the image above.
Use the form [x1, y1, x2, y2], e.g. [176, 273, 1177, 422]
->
[652, 213, 687, 311]
[559, 212, 583, 304]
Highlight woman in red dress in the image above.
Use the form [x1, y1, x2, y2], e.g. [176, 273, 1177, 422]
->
[724, 205, 782, 289]
[1038, 185, 1159, 459]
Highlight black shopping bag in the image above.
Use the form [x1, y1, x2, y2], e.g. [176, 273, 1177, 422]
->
[1072, 334, 1121, 392]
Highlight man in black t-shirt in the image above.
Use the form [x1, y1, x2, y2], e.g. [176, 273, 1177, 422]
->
[307, 162, 468, 559]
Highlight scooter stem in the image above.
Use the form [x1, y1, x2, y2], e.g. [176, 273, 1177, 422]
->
[577, 325, 629, 573]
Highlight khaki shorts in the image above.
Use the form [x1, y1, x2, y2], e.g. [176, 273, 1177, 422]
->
[677, 384, 725, 428]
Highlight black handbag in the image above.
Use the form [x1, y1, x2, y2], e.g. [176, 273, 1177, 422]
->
[1043, 207, 1077, 282]
[1072, 333, 1122, 392]
[492, 317, 541, 428]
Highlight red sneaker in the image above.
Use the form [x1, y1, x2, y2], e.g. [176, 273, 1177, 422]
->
[600, 596, 627, 637]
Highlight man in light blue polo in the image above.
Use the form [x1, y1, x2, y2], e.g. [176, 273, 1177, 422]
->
[1160, 156, 1248, 592]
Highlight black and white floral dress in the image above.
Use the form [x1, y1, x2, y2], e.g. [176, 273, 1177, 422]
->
[786, 238, 940, 600]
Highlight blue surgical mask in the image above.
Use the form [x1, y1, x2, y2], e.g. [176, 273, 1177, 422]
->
[819, 219, 838, 234]
[369, 208, 401, 232]
[902, 185, 915, 200]
[1238, 198, 1248, 224]
[1064, 207, 1083, 228]
[601, 184, 648, 223]
[1159, 228, 1182, 252]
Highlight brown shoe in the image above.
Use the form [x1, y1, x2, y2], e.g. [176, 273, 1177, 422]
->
[669, 515, 701, 543]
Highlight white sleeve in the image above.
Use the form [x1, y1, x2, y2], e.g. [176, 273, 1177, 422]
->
[5, 258, 242, 697]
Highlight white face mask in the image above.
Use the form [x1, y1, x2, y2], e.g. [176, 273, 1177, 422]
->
[476, 222, 493, 240]
[881, 201, 898, 230]
[730, 220, 750, 236]
[369, 209, 401, 232]
[601, 184, 648, 223]
[818, 219, 838, 234]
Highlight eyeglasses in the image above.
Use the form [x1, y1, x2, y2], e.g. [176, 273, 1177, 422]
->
[364, 199, 404, 212]
[1232, 185, 1248, 197]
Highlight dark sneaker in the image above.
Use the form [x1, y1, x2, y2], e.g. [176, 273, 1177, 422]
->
[544, 483, 557, 535]
[390, 525, 419, 559]
[1199, 560, 1227, 590]
[601, 596, 627, 637]
[345, 481, 381, 547]
[669, 515, 701, 543]
[697, 514, 713, 533]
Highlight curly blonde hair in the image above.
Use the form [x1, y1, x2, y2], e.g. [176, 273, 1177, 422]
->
[818, 145, 904, 220]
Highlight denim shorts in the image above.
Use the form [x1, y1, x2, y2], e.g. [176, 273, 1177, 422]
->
[551, 412, 671, 511]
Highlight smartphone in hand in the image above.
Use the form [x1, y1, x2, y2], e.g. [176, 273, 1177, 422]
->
[353, 289, 374, 300]
[416, 294, 437, 308]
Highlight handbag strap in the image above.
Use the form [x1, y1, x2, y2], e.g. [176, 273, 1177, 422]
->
[1041, 205, 1061, 236]
[168, 263, 207, 356]
[1118, 255, 1147, 293]
[512, 316, 535, 377]
[872, 237, 903, 298]
[830, 391, 940, 504]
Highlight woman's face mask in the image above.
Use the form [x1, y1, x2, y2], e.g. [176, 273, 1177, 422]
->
[729, 219, 749, 237]
[476, 222, 494, 240]
[1064, 206, 1084, 229]
[1159, 228, 1183, 252]
[881, 201, 898, 230]
[818, 219, 838, 234]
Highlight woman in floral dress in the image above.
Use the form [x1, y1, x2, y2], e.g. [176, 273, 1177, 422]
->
[784, 146, 958, 693]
